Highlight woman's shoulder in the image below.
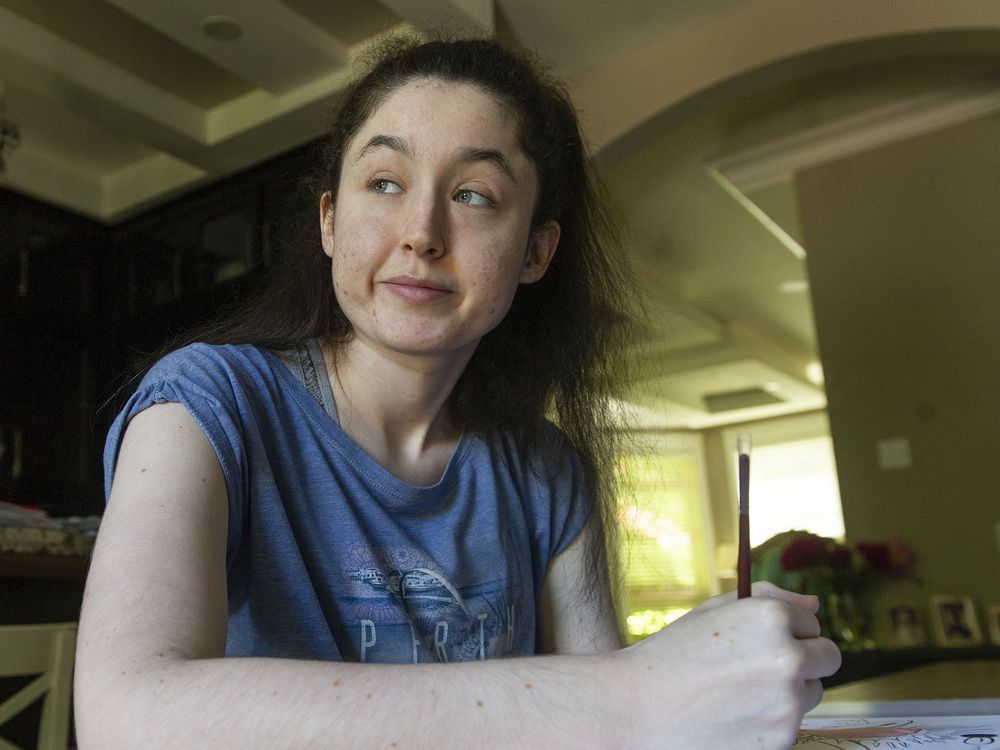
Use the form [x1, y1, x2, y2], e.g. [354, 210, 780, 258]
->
[136, 342, 288, 399]
[488, 418, 582, 481]
[146, 342, 274, 378]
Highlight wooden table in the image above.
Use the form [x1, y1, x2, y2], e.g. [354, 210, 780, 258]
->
[813, 660, 1000, 718]
[0, 552, 88, 625]
[0, 551, 89, 581]
[824, 660, 1000, 702]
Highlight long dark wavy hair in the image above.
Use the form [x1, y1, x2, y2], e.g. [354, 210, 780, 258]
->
[157, 35, 638, 614]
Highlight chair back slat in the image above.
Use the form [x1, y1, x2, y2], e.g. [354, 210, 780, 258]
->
[0, 623, 77, 750]
[0, 675, 49, 725]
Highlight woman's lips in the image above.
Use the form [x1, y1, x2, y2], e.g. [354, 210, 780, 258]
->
[381, 276, 453, 303]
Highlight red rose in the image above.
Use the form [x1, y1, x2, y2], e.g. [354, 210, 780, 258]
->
[828, 544, 852, 569]
[779, 534, 829, 570]
[856, 541, 891, 572]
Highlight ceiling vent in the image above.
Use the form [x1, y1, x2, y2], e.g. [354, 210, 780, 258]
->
[703, 387, 784, 413]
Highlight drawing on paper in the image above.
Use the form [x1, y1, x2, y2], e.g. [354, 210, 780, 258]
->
[796, 717, 1000, 748]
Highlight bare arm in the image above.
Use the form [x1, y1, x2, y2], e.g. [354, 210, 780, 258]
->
[537, 515, 622, 654]
[75, 402, 840, 749]
[75, 403, 620, 749]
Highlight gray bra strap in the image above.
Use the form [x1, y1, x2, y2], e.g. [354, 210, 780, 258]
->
[281, 339, 338, 422]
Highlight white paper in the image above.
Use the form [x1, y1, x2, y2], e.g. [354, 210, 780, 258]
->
[796, 716, 1000, 748]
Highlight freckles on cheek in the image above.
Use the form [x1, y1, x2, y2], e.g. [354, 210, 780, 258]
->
[331, 246, 366, 301]
[330, 263, 353, 301]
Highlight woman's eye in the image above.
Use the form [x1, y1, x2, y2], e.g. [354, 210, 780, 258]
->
[370, 178, 402, 194]
[454, 188, 492, 207]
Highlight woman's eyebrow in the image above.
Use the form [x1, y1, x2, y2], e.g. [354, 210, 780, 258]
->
[354, 136, 515, 181]
[457, 147, 515, 180]
[355, 134, 412, 162]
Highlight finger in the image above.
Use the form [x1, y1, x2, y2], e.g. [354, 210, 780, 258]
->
[693, 590, 738, 612]
[802, 679, 825, 714]
[798, 636, 843, 680]
[746, 597, 823, 639]
[690, 583, 820, 616]
[695, 593, 821, 640]
[751, 581, 820, 614]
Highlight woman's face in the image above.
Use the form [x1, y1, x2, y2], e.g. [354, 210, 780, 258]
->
[320, 78, 559, 365]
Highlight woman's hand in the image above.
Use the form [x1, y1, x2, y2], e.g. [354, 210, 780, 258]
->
[609, 581, 842, 749]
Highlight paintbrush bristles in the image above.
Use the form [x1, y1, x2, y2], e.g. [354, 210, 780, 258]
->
[736, 432, 752, 457]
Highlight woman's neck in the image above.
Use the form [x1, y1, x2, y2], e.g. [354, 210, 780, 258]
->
[324, 337, 472, 486]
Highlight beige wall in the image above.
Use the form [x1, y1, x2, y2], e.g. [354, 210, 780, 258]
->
[796, 112, 1000, 617]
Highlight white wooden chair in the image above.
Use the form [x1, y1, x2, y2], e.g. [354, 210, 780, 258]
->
[0, 622, 76, 750]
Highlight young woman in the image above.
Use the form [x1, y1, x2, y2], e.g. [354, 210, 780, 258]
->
[75, 37, 840, 749]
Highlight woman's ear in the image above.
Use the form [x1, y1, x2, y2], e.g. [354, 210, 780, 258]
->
[319, 191, 335, 259]
[519, 220, 560, 284]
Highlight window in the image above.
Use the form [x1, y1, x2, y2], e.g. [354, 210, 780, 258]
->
[618, 433, 715, 641]
[722, 412, 844, 547]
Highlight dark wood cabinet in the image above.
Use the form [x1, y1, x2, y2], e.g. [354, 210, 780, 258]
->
[0, 141, 318, 518]
[111, 144, 313, 357]
[0, 191, 107, 516]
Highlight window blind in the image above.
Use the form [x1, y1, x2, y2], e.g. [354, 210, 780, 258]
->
[617, 437, 713, 638]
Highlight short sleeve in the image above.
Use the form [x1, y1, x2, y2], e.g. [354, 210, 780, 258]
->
[102, 344, 249, 560]
[540, 423, 593, 559]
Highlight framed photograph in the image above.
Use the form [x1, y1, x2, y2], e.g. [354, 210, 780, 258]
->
[988, 605, 1000, 646]
[885, 602, 927, 648]
[929, 595, 982, 647]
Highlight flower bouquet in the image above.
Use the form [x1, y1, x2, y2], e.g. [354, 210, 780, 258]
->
[751, 530, 917, 649]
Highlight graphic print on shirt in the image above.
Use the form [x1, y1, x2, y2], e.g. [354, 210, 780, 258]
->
[336, 536, 529, 663]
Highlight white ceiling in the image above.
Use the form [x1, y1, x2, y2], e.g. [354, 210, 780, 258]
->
[2, 0, 999, 429]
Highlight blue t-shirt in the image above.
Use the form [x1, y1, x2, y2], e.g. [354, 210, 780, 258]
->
[104, 343, 589, 663]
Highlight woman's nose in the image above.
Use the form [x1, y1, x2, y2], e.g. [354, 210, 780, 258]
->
[400, 192, 446, 259]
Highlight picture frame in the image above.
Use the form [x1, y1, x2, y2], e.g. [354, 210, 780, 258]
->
[929, 595, 982, 647]
[884, 602, 927, 648]
[987, 605, 1000, 647]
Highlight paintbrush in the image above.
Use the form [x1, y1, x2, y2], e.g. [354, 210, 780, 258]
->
[737, 433, 752, 599]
